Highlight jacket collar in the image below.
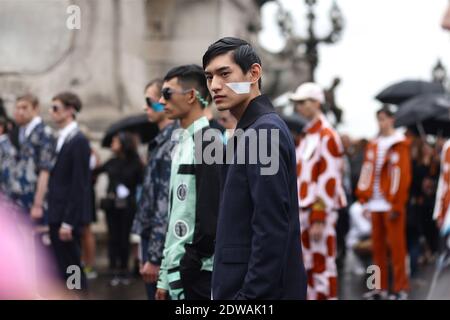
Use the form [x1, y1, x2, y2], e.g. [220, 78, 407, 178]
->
[23, 116, 42, 138]
[236, 95, 276, 130]
[149, 121, 178, 150]
[304, 114, 328, 134]
[375, 130, 405, 148]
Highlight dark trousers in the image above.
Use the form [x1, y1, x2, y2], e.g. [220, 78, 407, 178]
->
[49, 223, 86, 291]
[105, 208, 135, 272]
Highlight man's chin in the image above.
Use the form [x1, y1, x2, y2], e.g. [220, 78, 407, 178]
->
[216, 103, 232, 111]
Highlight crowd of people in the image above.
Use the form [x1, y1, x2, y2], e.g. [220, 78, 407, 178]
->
[1, 32, 450, 301]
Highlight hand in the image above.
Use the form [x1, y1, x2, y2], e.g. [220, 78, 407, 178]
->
[140, 262, 160, 283]
[155, 288, 167, 300]
[59, 226, 73, 242]
[309, 222, 325, 242]
[389, 211, 400, 220]
[31, 205, 44, 220]
[363, 209, 371, 220]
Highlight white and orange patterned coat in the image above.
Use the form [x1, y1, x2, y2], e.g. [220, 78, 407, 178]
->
[434, 139, 450, 230]
[355, 132, 411, 213]
[296, 115, 347, 222]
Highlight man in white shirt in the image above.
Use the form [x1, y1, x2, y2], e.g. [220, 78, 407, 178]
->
[47, 92, 92, 293]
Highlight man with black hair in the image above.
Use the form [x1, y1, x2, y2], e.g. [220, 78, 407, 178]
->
[47, 91, 91, 292]
[155, 64, 221, 300]
[203, 37, 307, 299]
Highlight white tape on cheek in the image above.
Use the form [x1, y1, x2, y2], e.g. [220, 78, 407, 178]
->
[225, 82, 252, 94]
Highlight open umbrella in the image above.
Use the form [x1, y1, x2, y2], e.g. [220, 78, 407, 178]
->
[376, 80, 445, 105]
[395, 93, 450, 137]
[101, 114, 159, 147]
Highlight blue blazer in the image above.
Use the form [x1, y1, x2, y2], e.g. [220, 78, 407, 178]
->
[47, 130, 92, 227]
[212, 95, 307, 300]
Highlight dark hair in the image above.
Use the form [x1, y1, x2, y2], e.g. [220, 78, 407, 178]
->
[163, 64, 210, 108]
[52, 91, 82, 113]
[17, 93, 39, 109]
[0, 117, 8, 134]
[117, 132, 139, 161]
[202, 37, 262, 89]
[144, 78, 163, 93]
[376, 104, 396, 118]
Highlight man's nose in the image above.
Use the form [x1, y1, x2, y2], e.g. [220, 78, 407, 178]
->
[210, 76, 222, 92]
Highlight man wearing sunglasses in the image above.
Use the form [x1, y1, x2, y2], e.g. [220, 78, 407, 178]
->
[155, 64, 221, 300]
[132, 78, 179, 300]
[47, 92, 92, 293]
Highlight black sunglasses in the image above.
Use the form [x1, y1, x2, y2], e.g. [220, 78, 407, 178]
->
[51, 105, 63, 112]
[161, 87, 192, 101]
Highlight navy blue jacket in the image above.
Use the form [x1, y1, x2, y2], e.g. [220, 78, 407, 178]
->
[212, 95, 307, 300]
[47, 130, 92, 227]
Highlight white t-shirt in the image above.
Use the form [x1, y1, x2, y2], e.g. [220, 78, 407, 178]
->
[367, 134, 398, 212]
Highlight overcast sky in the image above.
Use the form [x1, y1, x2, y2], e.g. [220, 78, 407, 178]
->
[259, 0, 450, 138]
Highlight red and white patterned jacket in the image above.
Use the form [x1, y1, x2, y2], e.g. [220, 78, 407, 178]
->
[296, 115, 347, 223]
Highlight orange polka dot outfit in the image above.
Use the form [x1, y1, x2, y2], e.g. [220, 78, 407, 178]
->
[434, 140, 450, 234]
[296, 115, 347, 300]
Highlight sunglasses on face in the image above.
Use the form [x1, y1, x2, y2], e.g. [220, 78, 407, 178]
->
[161, 87, 192, 101]
[145, 97, 164, 112]
[51, 105, 63, 113]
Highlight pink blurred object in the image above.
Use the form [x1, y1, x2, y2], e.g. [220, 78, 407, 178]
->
[0, 196, 62, 299]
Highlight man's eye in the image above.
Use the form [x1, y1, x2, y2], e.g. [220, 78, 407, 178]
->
[206, 75, 213, 80]
[221, 72, 230, 77]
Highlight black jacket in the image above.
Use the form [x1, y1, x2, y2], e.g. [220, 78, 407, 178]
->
[212, 95, 307, 300]
[47, 130, 92, 227]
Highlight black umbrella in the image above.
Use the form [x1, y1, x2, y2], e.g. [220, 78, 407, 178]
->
[376, 80, 445, 105]
[395, 93, 450, 137]
[281, 113, 308, 134]
[406, 109, 450, 137]
[101, 114, 159, 147]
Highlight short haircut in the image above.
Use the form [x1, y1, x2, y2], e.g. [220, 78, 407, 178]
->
[376, 104, 396, 118]
[144, 78, 163, 93]
[163, 64, 210, 108]
[17, 93, 39, 109]
[202, 37, 262, 88]
[52, 91, 82, 113]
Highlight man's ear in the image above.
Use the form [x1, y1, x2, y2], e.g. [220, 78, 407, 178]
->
[186, 89, 197, 105]
[249, 63, 262, 83]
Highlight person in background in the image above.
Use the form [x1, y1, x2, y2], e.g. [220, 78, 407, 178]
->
[132, 78, 178, 300]
[0, 117, 15, 195]
[47, 92, 91, 294]
[291, 82, 347, 300]
[442, 0, 450, 30]
[96, 132, 144, 286]
[155, 64, 221, 300]
[434, 137, 450, 231]
[9, 94, 56, 228]
[356, 105, 411, 300]
[79, 125, 101, 280]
